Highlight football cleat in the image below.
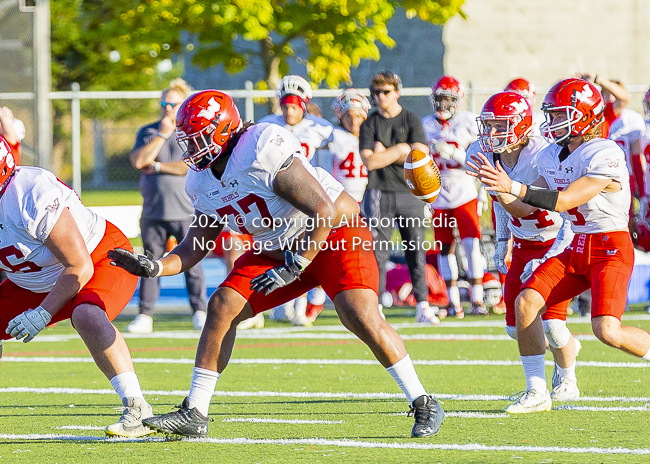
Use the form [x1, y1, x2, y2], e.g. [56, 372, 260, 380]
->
[305, 303, 324, 323]
[435, 307, 448, 320]
[471, 303, 489, 316]
[105, 397, 154, 438]
[492, 297, 507, 315]
[505, 389, 552, 414]
[551, 377, 580, 401]
[416, 306, 441, 325]
[237, 313, 265, 330]
[408, 395, 445, 438]
[126, 314, 153, 334]
[143, 397, 210, 437]
[192, 310, 207, 331]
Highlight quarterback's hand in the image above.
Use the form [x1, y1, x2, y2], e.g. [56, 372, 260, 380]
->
[6, 306, 52, 343]
[494, 241, 509, 275]
[250, 250, 304, 296]
[521, 257, 545, 283]
[108, 248, 161, 278]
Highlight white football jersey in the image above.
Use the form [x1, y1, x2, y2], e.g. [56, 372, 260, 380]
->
[608, 108, 646, 175]
[329, 127, 368, 202]
[258, 113, 334, 164]
[186, 123, 344, 249]
[422, 111, 479, 209]
[0, 166, 106, 292]
[467, 137, 564, 242]
[536, 139, 630, 234]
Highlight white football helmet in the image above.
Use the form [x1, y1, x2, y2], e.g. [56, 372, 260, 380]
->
[332, 88, 371, 120]
[276, 75, 313, 103]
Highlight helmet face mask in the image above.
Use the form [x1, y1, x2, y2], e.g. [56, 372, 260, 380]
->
[478, 92, 532, 154]
[431, 76, 464, 121]
[540, 106, 584, 146]
[175, 90, 242, 171]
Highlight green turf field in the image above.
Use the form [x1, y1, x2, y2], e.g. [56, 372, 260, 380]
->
[2, 308, 650, 463]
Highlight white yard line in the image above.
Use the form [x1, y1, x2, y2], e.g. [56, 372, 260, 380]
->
[53, 425, 106, 431]
[0, 434, 648, 455]
[554, 405, 650, 412]
[3, 387, 650, 403]
[221, 418, 343, 424]
[4, 356, 648, 369]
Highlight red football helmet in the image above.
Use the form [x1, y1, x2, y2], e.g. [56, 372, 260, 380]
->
[540, 78, 605, 145]
[504, 78, 536, 106]
[431, 76, 464, 120]
[0, 136, 16, 191]
[643, 88, 650, 120]
[478, 92, 533, 154]
[176, 90, 243, 171]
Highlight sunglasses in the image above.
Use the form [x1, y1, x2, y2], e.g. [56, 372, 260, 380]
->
[372, 89, 393, 97]
[160, 101, 179, 109]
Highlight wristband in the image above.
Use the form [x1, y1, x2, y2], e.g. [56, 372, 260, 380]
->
[154, 162, 161, 173]
[293, 253, 312, 271]
[156, 131, 169, 140]
[153, 260, 164, 277]
[510, 181, 523, 197]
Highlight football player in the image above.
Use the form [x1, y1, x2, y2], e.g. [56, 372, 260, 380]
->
[0, 137, 153, 437]
[259, 75, 335, 326]
[467, 92, 581, 401]
[109, 90, 445, 438]
[423, 76, 484, 318]
[504, 78, 544, 137]
[473, 78, 650, 413]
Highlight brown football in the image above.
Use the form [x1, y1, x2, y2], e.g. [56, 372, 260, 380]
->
[403, 149, 441, 204]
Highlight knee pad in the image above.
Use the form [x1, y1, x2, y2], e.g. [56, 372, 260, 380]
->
[543, 319, 571, 349]
[437, 253, 458, 281]
[505, 325, 518, 341]
[461, 237, 483, 279]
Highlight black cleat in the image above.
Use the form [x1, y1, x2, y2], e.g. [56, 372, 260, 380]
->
[142, 397, 210, 437]
[408, 395, 445, 438]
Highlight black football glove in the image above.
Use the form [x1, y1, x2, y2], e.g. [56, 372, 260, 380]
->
[108, 248, 161, 278]
[250, 250, 303, 295]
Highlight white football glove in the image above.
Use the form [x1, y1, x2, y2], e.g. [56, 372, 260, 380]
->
[521, 257, 546, 283]
[6, 306, 52, 343]
[494, 240, 509, 275]
[434, 140, 456, 160]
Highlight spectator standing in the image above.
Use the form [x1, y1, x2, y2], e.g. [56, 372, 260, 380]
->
[126, 78, 207, 334]
[359, 71, 439, 324]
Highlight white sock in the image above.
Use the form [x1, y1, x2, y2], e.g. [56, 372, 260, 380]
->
[521, 354, 547, 393]
[187, 367, 220, 416]
[448, 286, 461, 308]
[308, 287, 327, 305]
[471, 284, 484, 304]
[643, 346, 650, 362]
[110, 372, 144, 401]
[557, 363, 576, 382]
[294, 296, 308, 316]
[386, 355, 427, 404]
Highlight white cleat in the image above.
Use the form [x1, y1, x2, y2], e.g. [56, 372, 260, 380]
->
[105, 397, 154, 438]
[125, 314, 153, 334]
[237, 313, 265, 330]
[504, 389, 552, 414]
[416, 306, 441, 325]
[551, 377, 580, 401]
[192, 310, 207, 331]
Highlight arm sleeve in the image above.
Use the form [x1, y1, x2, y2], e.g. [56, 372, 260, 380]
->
[493, 200, 512, 242]
[406, 112, 427, 145]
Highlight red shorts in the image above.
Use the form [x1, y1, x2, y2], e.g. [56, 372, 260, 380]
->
[524, 231, 634, 320]
[432, 198, 481, 244]
[0, 221, 138, 340]
[504, 237, 570, 327]
[211, 230, 253, 258]
[219, 223, 379, 315]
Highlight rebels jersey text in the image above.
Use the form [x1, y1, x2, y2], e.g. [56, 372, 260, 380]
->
[467, 137, 564, 242]
[422, 111, 479, 209]
[608, 108, 646, 175]
[0, 167, 106, 292]
[258, 113, 334, 163]
[536, 139, 630, 234]
[186, 123, 344, 249]
[329, 127, 367, 202]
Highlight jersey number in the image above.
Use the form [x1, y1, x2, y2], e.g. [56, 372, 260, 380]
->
[0, 245, 43, 273]
[339, 152, 367, 178]
[510, 209, 555, 229]
[556, 187, 587, 226]
[215, 193, 272, 235]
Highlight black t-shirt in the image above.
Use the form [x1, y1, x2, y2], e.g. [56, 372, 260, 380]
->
[359, 109, 427, 192]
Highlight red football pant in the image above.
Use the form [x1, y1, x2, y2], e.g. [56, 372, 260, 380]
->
[220, 224, 379, 315]
[0, 222, 138, 339]
[525, 231, 633, 320]
[432, 198, 481, 245]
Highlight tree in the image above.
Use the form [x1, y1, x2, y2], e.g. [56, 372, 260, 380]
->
[182, 0, 466, 93]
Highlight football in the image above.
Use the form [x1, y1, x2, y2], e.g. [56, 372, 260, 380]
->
[403, 149, 441, 203]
